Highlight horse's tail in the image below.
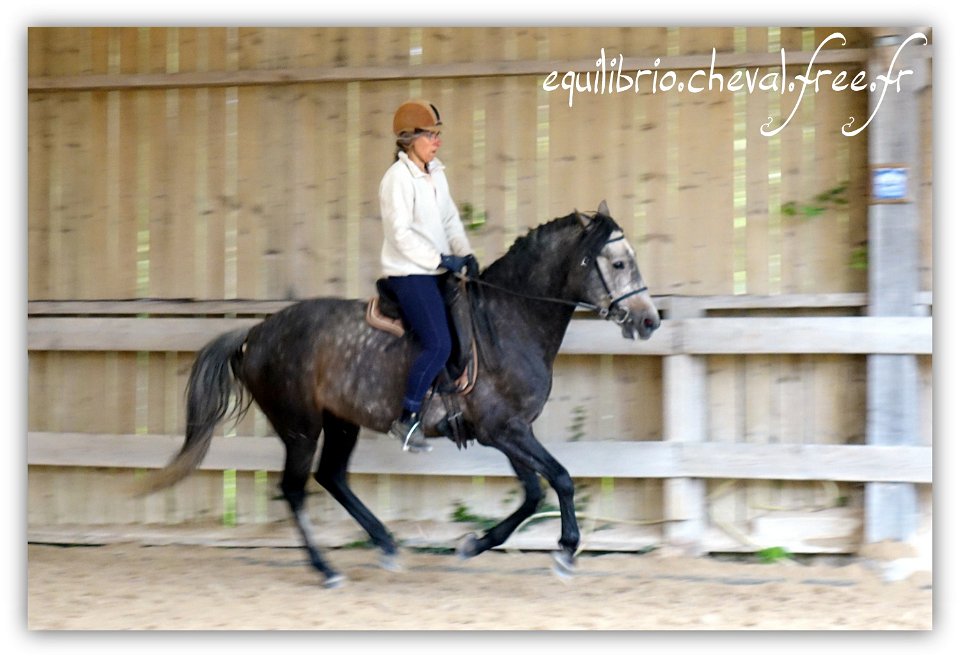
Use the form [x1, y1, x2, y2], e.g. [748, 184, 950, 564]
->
[136, 328, 252, 495]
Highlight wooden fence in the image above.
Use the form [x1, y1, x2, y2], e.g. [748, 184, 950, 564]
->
[27, 27, 933, 556]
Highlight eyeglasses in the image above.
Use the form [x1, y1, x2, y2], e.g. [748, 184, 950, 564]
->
[417, 130, 441, 141]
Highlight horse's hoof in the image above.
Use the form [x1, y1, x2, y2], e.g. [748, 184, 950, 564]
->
[323, 573, 347, 589]
[551, 550, 576, 581]
[457, 532, 479, 560]
[379, 552, 404, 572]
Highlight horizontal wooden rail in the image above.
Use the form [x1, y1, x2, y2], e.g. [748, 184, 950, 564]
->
[27, 48, 873, 92]
[27, 299, 294, 316]
[27, 316, 933, 355]
[27, 432, 932, 484]
[26, 292, 933, 317]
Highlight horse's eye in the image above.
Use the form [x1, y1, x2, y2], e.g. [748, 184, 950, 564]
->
[613, 261, 625, 270]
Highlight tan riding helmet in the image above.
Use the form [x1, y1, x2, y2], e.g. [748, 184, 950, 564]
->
[392, 100, 443, 136]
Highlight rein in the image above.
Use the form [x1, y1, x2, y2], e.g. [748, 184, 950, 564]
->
[456, 272, 604, 314]
[455, 235, 647, 325]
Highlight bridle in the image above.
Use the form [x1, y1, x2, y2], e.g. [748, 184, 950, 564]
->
[589, 233, 649, 325]
[457, 232, 648, 326]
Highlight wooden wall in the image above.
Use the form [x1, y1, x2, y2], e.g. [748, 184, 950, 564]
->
[27, 27, 933, 554]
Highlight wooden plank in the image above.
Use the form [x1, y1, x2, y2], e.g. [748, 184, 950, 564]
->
[774, 353, 811, 510]
[27, 432, 932, 484]
[235, 83, 261, 299]
[748, 510, 863, 554]
[917, 66, 933, 292]
[114, 32, 140, 299]
[663, 352, 708, 550]
[661, 295, 707, 551]
[26, 315, 933, 355]
[741, 353, 777, 528]
[27, 48, 876, 92]
[201, 29, 229, 300]
[706, 354, 745, 538]
[743, 27, 772, 295]
[27, 46, 877, 92]
[265, 313, 896, 351]
[31, 291, 936, 317]
[84, 88, 109, 298]
[678, 27, 734, 295]
[774, 28, 804, 294]
[102, 31, 124, 299]
[28, 317, 259, 351]
[811, 26, 856, 295]
[28, 91, 53, 299]
[354, 79, 394, 299]
[288, 78, 319, 300]
[171, 31, 201, 300]
[27, 519, 663, 553]
[27, 299, 292, 316]
[680, 443, 931, 484]
[696, 293, 868, 310]
[864, 28, 925, 544]
[678, 317, 931, 355]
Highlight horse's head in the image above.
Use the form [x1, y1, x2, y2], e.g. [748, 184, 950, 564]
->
[575, 201, 661, 340]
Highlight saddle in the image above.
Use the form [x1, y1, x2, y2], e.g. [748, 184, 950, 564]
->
[366, 275, 478, 394]
[366, 274, 479, 447]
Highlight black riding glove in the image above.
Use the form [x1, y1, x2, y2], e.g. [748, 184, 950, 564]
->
[463, 254, 480, 279]
[439, 253, 479, 278]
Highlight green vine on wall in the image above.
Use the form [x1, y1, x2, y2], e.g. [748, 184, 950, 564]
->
[780, 183, 849, 219]
[780, 182, 866, 270]
[459, 202, 487, 231]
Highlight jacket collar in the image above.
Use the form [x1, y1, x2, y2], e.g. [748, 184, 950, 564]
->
[398, 151, 444, 178]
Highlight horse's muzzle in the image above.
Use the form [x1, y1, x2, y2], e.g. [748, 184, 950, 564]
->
[621, 307, 661, 341]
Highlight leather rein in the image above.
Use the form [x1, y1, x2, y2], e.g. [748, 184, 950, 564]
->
[455, 233, 648, 326]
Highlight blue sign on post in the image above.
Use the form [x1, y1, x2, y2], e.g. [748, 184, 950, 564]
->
[872, 165, 909, 203]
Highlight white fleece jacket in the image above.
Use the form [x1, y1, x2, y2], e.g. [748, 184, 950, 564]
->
[379, 152, 473, 277]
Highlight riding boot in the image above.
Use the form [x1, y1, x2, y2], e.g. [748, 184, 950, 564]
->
[389, 410, 432, 453]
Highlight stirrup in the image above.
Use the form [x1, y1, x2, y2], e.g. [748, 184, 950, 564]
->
[391, 418, 431, 453]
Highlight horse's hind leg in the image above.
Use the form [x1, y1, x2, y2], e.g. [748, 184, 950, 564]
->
[457, 457, 543, 560]
[315, 410, 400, 570]
[275, 424, 345, 588]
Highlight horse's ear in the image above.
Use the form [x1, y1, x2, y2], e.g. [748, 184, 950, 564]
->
[575, 209, 593, 228]
[597, 200, 610, 217]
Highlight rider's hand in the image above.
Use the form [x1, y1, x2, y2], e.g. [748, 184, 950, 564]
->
[439, 254, 468, 274]
[463, 254, 480, 279]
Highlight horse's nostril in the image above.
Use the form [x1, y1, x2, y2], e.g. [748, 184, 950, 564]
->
[643, 316, 659, 329]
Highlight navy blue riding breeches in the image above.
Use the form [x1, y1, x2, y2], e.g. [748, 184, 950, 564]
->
[384, 274, 453, 413]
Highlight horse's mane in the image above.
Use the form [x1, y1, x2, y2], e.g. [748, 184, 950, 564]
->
[480, 211, 621, 285]
[466, 211, 620, 368]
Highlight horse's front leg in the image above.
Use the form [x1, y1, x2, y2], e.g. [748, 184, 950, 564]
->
[457, 456, 543, 559]
[476, 418, 581, 574]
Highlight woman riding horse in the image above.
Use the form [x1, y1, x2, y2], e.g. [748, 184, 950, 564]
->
[379, 100, 479, 453]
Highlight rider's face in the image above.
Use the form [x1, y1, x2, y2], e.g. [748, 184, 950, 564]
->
[409, 131, 441, 168]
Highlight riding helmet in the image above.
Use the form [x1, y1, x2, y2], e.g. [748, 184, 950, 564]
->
[392, 100, 443, 136]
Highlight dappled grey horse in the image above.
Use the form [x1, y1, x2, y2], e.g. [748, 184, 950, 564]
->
[141, 202, 660, 587]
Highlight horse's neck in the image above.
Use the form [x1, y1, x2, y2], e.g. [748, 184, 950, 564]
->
[478, 243, 581, 366]
[472, 286, 574, 374]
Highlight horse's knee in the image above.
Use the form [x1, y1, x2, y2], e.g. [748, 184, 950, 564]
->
[552, 470, 575, 501]
[523, 480, 545, 510]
